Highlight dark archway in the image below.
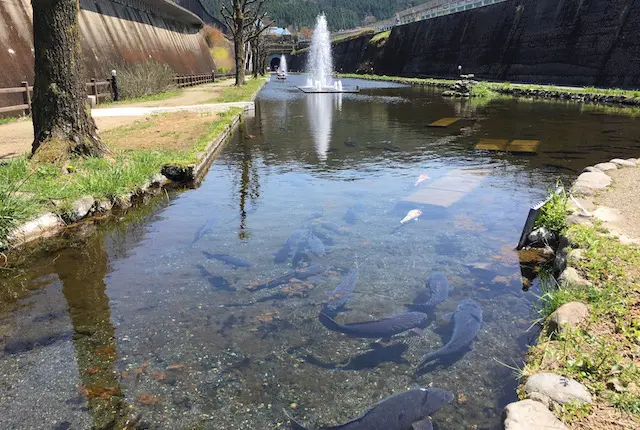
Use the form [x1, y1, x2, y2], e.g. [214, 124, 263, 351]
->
[270, 57, 281, 71]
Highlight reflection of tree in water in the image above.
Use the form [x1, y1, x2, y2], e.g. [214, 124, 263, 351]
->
[55, 236, 130, 429]
[232, 127, 261, 240]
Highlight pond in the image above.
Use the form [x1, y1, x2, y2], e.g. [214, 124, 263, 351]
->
[2, 75, 640, 429]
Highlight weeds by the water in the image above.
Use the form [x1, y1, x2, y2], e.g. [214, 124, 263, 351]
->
[0, 116, 27, 125]
[524, 223, 640, 422]
[534, 183, 568, 236]
[369, 30, 390, 44]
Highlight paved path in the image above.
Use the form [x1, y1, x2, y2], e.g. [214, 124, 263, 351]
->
[92, 102, 252, 117]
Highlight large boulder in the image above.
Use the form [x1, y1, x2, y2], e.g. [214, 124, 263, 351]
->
[524, 373, 592, 406]
[549, 302, 590, 333]
[503, 399, 566, 430]
[68, 196, 95, 222]
[558, 267, 592, 288]
[572, 171, 611, 192]
[610, 158, 636, 167]
[592, 162, 617, 171]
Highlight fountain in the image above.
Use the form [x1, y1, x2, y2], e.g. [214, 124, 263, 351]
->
[298, 14, 359, 93]
[276, 54, 287, 80]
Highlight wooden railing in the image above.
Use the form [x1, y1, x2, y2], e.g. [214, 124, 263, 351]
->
[0, 71, 236, 116]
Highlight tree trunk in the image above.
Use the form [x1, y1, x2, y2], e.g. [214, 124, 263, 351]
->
[251, 40, 259, 78]
[234, 36, 246, 86]
[31, 0, 107, 160]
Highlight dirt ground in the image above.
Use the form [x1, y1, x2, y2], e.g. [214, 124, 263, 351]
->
[595, 167, 640, 242]
[0, 79, 237, 159]
[102, 111, 220, 151]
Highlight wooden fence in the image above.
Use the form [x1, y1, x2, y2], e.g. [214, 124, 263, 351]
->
[0, 71, 235, 116]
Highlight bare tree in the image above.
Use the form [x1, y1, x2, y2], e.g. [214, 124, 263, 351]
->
[31, 0, 108, 160]
[221, 0, 270, 86]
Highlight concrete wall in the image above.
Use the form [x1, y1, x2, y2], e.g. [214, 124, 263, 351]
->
[291, 0, 640, 88]
[0, 0, 215, 90]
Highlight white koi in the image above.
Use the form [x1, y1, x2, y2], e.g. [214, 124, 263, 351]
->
[401, 209, 422, 224]
[414, 173, 429, 186]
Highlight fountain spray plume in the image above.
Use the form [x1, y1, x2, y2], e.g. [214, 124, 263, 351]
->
[279, 54, 287, 74]
[307, 13, 333, 90]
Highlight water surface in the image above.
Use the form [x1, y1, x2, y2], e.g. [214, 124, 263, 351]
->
[2, 75, 640, 429]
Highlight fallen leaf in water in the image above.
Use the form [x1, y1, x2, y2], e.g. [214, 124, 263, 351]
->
[134, 360, 149, 376]
[120, 370, 135, 380]
[80, 385, 122, 400]
[95, 346, 116, 357]
[245, 134, 256, 139]
[457, 392, 468, 405]
[149, 371, 168, 382]
[255, 311, 280, 324]
[166, 363, 188, 372]
[136, 393, 162, 405]
[84, 367, 100, 375]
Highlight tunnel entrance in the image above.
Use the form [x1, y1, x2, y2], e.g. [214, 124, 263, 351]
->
[270, 57, 281, 71]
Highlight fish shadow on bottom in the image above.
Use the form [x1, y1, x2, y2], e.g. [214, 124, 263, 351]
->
[303, 343, 410, 371]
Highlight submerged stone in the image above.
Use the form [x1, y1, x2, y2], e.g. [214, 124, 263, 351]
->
[70, 196, 95, 221]
[523, 372, 592, 405]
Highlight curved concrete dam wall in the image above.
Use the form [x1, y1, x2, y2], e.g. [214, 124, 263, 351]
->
[291, 0, 640, 88]
[0, 0, 215, 89]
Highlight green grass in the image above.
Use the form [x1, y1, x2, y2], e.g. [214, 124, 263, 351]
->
[336, 74, 640, 103]
[534, 183, 568, 235]
[102, 89, 182, 106]
[369, 30, 390, 44]
[524, 223, 640, 421]
[0, 115, 26, 125]
[202, 78, 265, 104]
[0, 108, 244, 249]
[293, 29, 375, 54]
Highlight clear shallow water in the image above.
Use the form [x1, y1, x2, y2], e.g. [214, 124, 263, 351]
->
[2, 75, 640, 429]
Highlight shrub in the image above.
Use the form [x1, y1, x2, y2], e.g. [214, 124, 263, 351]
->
[203, 25, 226, 48]
[534, 182, 568, 235]
[117, 61, 177, 100]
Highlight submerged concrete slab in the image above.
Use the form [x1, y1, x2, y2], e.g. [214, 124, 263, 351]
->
[403, 168, 487, 207]
[476, 139, 509, 151]
[476, 139, 540, 153]
[506, 140, 540, 153]
[428, 117, 460, 127]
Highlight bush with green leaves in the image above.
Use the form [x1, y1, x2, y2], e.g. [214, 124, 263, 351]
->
[534, 183, 568, 235]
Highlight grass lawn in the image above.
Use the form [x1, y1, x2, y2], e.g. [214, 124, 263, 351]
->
[202, 78, 265, 104]
[0, 108, 243, 249]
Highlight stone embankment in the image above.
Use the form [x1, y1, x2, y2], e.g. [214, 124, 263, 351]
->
[503, 156, 640, 429]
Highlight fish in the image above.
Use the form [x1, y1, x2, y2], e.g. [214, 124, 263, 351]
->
[409, 272, 450, 309]
[344, 138, 357, 147]
[308, 211, 324, 220]
[418, 299, 483, 369]
[307, 232, 326, 256]
[285, 387, 454, 430]
[401, 209, 422, 224]
[252, 265, 326, 291]
[311, 228, 334, 246]
[202, 252, 252, 268]
[274, 228, 310, 263]
[195, 264, 234, 291]
[319, 311, 428, 338]
[323, 267, 358, 314]
[344, 208, 358, 225]
[192, 215, 219, 244]
[414, 173, 429, 186]
[383, 145, 401, 152]
[320, 221, 345, 234]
